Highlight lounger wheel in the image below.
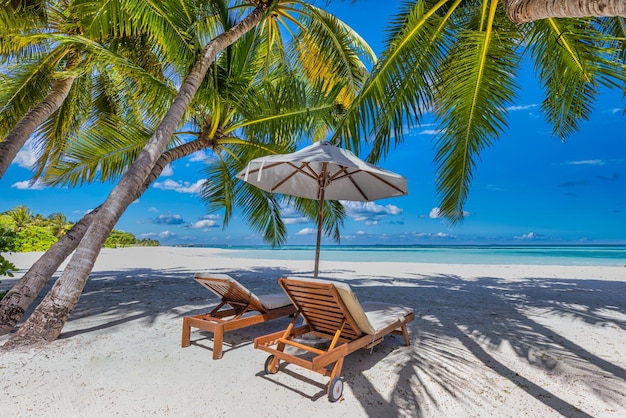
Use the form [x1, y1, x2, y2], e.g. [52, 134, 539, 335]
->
[264, 355, 278, 374]
[328, 377, 343, 402]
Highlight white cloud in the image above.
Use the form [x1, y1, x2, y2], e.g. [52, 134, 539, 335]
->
[429, 207, 442, 219]
[418, 129, 444, 136]
[140, 231, 177, 240]
[148, 207, 159, 213]
[161, 164, 174, 176]
[429, 207, 470, 219]
[191, 219, 218, 229]
[11, 178, 46, 190]
[13, 140, 38, 168]
[341, 201, 403, 224]
[281, 205, 310, 224]
[152, 214, 184, 225]
[410, 231, 454, 239]
[506, 104, 539, 112]
[153, 178, 205, 194]
[189, 150, 217, 163]
[296, 227, 317, 236]
[72, 208, 94, 216]
[566, 159, 605, 166]
[515, 232, 536, 240]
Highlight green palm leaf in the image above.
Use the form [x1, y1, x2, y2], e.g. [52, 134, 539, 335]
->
[42, 113, 152, 187]
[526, 17, 625, 139]
[331, 0, 455, 159]
[433, 1, 520, 222]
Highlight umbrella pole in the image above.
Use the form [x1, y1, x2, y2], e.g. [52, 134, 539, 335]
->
[314, 165, 327, 279]
[314, 197, 325, 279]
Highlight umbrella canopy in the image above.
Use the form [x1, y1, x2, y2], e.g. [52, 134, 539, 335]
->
[236, 141, 408, 277]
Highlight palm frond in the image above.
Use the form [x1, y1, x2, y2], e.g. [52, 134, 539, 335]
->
[229, 76, 340, 145]
[0, 55, 56, 137]
[433, 0, 520, 222]
[526, 17, 625, 139]
[41, 113, 153, 187]
[34, 70, 95, 179]
[75, 0, 198, 73]
[289, 197, 345, 243]
[600, 16, 625, 64]
[287, 3, 375, 107]
[202, 146, 290, 246]
[331, 0, 454, 159]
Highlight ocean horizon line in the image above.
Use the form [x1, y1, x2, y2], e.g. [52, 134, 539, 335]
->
[175, 243, 626, 249]
[172, 243, 626, 267]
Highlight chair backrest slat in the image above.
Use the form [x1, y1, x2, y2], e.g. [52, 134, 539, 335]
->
[194, 275, 266, 313]
[279, 278, 362, 340]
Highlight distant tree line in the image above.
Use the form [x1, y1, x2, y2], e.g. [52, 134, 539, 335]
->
[0, 205, 159, 253]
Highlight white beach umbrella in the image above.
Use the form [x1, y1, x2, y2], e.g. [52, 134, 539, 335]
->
[236, 141, 408, 277]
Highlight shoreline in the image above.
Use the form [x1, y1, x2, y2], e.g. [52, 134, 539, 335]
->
[1, 246, 625, 417]
[170, 243, 626, 267]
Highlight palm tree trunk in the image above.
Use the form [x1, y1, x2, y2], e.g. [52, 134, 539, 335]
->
[0, 76, 75, 180]
[502, 0, 626, 23]
[0, 137, 213, 336]
[3, 4, 269, 349]
[0, 209, 96, 336]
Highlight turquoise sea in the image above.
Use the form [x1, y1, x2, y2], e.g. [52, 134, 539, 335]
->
[197, 245, 626, 267]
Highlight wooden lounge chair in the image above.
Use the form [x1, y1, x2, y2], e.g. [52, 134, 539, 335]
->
[182, 273, 297, 360]
[254, 277, 415, 402]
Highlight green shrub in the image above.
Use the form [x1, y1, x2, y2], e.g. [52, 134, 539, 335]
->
[12, 226, 58, 252]
[104, 230, 138, 248]
[0, 205, 159, 252]
[1, 227, 17, 300]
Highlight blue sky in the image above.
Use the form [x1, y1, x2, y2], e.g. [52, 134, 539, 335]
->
[1, 2, 625, 246]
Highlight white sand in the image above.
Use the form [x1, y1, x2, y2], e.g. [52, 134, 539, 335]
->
[1, 246, 625, 417]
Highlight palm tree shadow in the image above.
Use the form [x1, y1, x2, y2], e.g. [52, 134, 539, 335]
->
[343, 274, 626, 416]
[10, 265, 626, 416]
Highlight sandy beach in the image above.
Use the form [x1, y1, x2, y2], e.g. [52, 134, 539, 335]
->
[1, 246, 625, 417]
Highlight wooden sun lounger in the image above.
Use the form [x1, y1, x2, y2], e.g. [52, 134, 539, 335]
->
[182, 273, 296, 360]
[254, 277, 414, 402]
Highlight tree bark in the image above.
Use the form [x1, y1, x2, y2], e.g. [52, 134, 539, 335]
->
[0, 76, 75, 180]
[0, 137, 212, 336]
[502, 0, 626, 23]
[3, 4, 269, 349]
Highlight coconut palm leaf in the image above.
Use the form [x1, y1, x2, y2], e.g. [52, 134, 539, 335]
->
[601, 16, 626, 65]
[331, 0, 455, 158]
[202, 140, 293, 246]
[42, 113, 152, 186]
[433, 1, 520, 222]
[526, 17, 625, 139]
[287, 4, 375, 106]
[289, 196, 344, 243]
[335, 0, 624, 224]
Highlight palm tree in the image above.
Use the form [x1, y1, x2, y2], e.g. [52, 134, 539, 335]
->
[0, 0, 196, 181]
[46, 212, 67, 237]
[6, 205, 33, 231]
[332, 0, 625, 223]
[501, 0, 626, 23]
[0, 0, 230, 335]
[2, 0, 374, 347]
[2, 1, 269, 347]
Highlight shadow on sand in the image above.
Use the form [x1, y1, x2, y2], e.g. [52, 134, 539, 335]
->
[6, 265, 626, 416]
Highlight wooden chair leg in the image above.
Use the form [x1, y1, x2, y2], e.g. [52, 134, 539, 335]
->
[181, 317, 191, 348]
[329, 357, 344, 382]
[401, 324, 410, 346]
[213, 325, 224, 360]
